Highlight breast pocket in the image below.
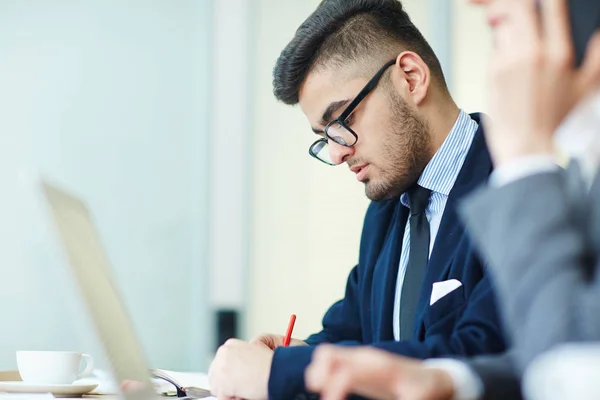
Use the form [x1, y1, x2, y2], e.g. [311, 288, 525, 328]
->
[422, 283, 466, 332]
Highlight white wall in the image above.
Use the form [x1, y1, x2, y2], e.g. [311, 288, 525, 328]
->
[208, 0, 252, 319]
[452, 0, 492, 113]
[0, 0, 212, 371]
[248, 0, 491, 338]
[249, 0, 362, 338]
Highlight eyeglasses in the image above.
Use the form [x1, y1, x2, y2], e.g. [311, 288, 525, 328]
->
[150, 369, 211, 398]
[308, 59, 396, 165]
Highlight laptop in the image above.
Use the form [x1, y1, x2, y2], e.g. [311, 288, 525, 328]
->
[40, 180, 213, 400]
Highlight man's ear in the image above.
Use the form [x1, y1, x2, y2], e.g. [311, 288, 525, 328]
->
[390, 51, 431, 105]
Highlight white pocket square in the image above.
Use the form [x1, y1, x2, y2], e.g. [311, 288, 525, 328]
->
[430, 279, 462, 306]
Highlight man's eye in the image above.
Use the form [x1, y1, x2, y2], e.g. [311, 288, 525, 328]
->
[345, 114, 354, 125]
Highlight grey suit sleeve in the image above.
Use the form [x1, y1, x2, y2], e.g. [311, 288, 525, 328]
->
[466, 352, 522, 400]
[459, 170, 600, 374]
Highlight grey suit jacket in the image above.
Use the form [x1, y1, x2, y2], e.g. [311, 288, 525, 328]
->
[457, 165, 600, 400]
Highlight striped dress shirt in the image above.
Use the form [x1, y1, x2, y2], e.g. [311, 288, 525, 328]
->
[393, 110, 479, 340]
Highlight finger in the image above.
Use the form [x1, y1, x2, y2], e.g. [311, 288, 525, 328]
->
[249, 334, 269, 343]
[208, 361, 221, 395]
[488, 0, 514, 50]
[305, 355, 329, 392]
[541, 0, 574, 65]
[248, 336, 262, 344]
[306, 346, 338, 391]
[224, 338, 243, 347]
[489, 0, 540, 57]
[576, 32, 600, 97]
[509, 0, 541, 51]
[320, 366, 353, 400]
[304, 363, 319, 391]
[305, 362, 329, 392]
[120, 380, 144, 392]
[253, 334, 279, 349]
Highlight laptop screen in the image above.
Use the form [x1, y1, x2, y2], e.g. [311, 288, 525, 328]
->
[41, 180, 158, 400]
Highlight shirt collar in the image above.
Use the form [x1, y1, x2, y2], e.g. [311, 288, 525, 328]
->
[401, 110, 478, 208]
[554, 91, 600, 184]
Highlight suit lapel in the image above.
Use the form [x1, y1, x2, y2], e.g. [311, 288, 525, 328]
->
[563, 161, 599, 279]
[371, 199, 409, 341]
[586, 170, 600, 265]
[415, 114, 493, 334]
[372, 114, 493, 341]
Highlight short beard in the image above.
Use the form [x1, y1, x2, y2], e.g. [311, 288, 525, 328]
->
[364, 91, 431, 201]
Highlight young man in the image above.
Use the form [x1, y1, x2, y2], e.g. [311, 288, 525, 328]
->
[208, 1, 506, 399]
[303, 0, 600, 399]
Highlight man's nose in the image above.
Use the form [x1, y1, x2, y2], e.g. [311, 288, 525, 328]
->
[328, 140, 355, 165]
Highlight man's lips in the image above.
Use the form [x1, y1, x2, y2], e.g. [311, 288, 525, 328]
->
[350, 164, 369, 182]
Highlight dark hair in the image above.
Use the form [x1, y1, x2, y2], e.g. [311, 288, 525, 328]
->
[273, 0, 447, 105]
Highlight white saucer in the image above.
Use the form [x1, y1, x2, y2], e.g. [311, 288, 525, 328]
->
[0, 381, 98, 397]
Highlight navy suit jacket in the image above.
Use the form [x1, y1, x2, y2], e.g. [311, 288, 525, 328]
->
[268, 114, 507, 400]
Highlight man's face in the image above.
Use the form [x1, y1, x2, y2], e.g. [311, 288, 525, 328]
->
[299, 65, 432, 201]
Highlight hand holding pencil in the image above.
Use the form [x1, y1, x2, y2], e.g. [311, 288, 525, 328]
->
[209, 314, 306, 399]
[250, 314, 308, 350]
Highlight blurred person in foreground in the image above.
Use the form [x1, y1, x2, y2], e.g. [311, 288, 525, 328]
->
[208, 0, 509, 399]
[303, 0, 600, 399]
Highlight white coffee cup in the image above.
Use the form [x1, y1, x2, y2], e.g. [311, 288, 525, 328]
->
[16, 351, 94, 385]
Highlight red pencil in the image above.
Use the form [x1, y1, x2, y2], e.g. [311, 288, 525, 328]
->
[283, 314, 297, 346]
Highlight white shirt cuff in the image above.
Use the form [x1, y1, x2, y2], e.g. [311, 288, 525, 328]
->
[423, 359, 483, 400]
[489, 155, 560, 187]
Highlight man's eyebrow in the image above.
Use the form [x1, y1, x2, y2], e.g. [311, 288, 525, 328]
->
[320, 99, 350, 126]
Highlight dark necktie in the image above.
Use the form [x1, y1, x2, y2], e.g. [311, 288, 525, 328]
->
[399, 185, 432, 340]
